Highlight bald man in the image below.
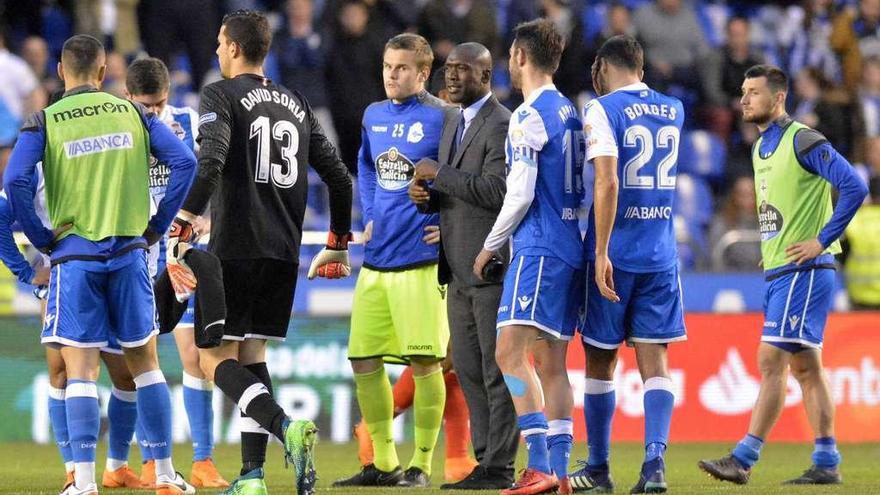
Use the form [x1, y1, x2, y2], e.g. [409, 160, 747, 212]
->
[408, 42, 518, 490]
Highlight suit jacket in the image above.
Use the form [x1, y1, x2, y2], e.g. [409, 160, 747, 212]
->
[425, 94, 511, 286]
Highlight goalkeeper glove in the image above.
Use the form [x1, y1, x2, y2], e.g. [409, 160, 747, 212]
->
[308, 231, 353, 280]
[167, 216, 197, 302]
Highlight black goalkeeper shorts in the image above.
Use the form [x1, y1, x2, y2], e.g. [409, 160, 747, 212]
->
[221, 258, 298, 341]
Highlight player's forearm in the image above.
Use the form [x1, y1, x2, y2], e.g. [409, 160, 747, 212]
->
[181, 156, 224, 218]
[0, 198, 34, 283]
[482, 161, 536, 251]
[2, 132, 52, 249]
[593, 164, 619, 256]
[818, 160, 869, 248]
[801, 144, 870, 247]
[309, 133, 353, 234]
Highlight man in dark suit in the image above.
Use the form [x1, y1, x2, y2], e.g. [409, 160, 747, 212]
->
[409, 42, 518, 490]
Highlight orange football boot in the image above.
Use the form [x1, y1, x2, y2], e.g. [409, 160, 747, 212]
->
[189, 459, 230, 488]
[502, 469, 559, 495]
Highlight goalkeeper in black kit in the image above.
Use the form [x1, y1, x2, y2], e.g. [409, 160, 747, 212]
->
[165, 10, 353, 495]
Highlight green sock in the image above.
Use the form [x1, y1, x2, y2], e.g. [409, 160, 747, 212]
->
[409, 368, 446, 475]
[354, 367, 399, 472]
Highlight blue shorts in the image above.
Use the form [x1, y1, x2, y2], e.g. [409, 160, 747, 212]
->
[580, 264, 687, 349]
[42, 250, 158, 349]
[496, 254, 584, 340]
[762, 267, 834, 350]
[177, 298, 196, 328]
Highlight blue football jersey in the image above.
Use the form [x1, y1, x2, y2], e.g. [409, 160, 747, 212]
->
[148, 104, 199, 277]
[358, 91, 449, 270]
[583, 83, 684, 273]
[505, 85, 585, 268]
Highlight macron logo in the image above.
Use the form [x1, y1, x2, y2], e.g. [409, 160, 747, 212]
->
[517, 295, 533, 311]
[64, 132, 133, 159]
[517, 110, 530, 123]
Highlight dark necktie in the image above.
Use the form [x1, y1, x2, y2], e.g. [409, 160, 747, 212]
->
[451, 110, 465, 157]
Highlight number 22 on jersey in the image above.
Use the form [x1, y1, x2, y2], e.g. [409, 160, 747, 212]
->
[622, 125, 679, 190]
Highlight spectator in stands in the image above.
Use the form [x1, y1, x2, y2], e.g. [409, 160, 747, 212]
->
[832, 0, 880, 91]
[542, 0, 588, 102]
[102, 51, 129, 98]
[20, 36, 61, 98]
[844, 176, 880, 309]
[74, 0, 141, 56]
[726, 120, 760, 181]
[272, 0, 338, 145]
[859, 56, 880, 137]
[855, 136, 880, 183]
[140, 0, 220, 89]
[495, 0, 539, 51]
[418, 0, 498, 67]
[779, 0, 840, 87]
[632, 0, 708, 93]
[591, 3, 635, 50]
[700, 17, 765, 140]
[709, 176, 762, 271]
[793, 67, 860, 157]
[325, 0, 385, 173]
[0, 28, 43, 177]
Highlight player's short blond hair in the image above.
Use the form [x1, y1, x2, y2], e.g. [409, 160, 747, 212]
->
[384, 33, 434, 72]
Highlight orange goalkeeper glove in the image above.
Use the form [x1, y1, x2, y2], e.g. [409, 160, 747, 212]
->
[308, 231, 353, 280]
[166, 217, 197, 302]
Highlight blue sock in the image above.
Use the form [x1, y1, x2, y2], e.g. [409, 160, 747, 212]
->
[643, 377, 674, 462]
[135, 418, 154, 462]
[134, 370, 174, 476]
[732, 434, 764, 469]
[183, 373, 214, 461]
[48, 387, 73, 470]
[66, 380, 100, 486]
[107, 388, 138, 467]
[518, 412, 550, 474]
[584, 378, 615, 469]
[548, 418, 573, 479]
[812, 437, 841, 468]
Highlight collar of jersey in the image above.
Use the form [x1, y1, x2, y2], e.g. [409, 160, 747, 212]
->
[388, 91, 426, 112]
[62, 84, 99, 98]
[524, 84, 558, 106]
[610, 82, 649, 94]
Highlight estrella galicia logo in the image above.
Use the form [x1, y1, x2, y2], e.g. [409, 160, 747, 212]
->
[758, 200, 784, 241]
[376, 147, 414, 190]
[52, 101, 130, 123]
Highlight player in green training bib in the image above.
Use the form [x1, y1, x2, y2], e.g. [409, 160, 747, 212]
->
[699, 65, 868, 486]
[4, 35, 198, 495]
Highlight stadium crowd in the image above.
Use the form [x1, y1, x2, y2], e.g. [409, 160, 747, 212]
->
[0, 0, 876, 272]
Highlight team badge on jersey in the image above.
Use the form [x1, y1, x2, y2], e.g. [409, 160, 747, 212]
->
[407, 121, 424, 143]
[169, 120, 186, 140]
[376, 146, 414, 190]
[758, 200, 784, 241]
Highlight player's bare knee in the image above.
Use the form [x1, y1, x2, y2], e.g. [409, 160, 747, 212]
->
[585, 345, 617, 380]
[410, 358, 442, 376]
[757, 355, 787, 380]
[351, 357, 382, 375]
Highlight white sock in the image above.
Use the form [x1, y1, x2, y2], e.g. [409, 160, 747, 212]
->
[106, 458, 127, 472]
[74, 462, 95, 488]
[64, 461, 74, 473]
[155, 457, 175, 481]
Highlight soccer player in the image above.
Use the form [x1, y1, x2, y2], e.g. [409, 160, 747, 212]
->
[3, 34, 197, 495]
[0, 164, 145, 491]
[166, 10, 353, 495]
[571, 35, 686, 494]
[123, 57, 229, 489]
[473, 19, 585, 495]
[698, 65, 868, 485]
[333, 33, 454, 488]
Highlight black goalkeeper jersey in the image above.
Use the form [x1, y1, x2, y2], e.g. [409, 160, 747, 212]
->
[183, 73, 352, 262]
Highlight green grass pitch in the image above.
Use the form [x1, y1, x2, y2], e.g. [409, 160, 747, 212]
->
[0, 441, 877, 494]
